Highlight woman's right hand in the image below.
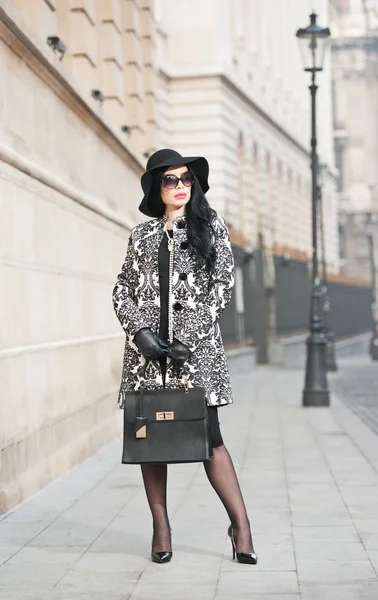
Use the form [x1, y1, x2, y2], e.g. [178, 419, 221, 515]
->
[134, 328, 169, 361]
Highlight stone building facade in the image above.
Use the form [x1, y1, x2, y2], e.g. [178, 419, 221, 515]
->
[156, 0, 338, 270]
[331, 0, 378, 284]
[0, 0, 337, 511]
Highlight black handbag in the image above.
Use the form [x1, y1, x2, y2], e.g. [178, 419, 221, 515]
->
[120, 362, 213, 464]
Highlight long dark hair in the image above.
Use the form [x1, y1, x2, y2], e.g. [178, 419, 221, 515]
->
[148, 167, 217, 272]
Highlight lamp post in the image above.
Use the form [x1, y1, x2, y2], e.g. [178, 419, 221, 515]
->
[367, 229, 378, 360]
[317, 162, 338, 371]
[296, 13, 331, 406]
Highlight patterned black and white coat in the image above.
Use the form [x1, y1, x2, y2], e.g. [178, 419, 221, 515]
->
[112, 213, 235, 407]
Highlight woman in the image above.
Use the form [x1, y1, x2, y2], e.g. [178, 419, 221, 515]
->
[112, 149, 257, 565]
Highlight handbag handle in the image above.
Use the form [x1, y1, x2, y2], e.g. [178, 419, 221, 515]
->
[135, 359, 189, 438]
[118, 359, 190, 411]
[137, 358, 190, 408]
[139, 358, 189, 388]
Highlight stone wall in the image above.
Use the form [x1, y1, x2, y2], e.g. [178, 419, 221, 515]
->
[0, 1, 144, 512]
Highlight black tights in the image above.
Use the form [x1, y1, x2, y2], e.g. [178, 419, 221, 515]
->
[141, 446, 254, 553]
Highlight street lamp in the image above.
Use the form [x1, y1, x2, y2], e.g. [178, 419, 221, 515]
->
[296, 13, 331, 406]
[367, 224, 378, 360]
[317, 162, 337, 371]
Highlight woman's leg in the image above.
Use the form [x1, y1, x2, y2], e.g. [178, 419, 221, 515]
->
[140, 357, 171, 553]
[203, 445, 255, 553]
[141, 464, 171, 552]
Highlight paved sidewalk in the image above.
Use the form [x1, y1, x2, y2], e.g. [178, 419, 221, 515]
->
[1, 359, 378, 600]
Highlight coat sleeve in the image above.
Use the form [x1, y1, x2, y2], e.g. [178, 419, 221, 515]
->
[176, 216, 235, 353]
[112, 231, 152, 337]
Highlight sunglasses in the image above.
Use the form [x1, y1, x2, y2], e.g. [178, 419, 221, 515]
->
[161, 172, 194, 190]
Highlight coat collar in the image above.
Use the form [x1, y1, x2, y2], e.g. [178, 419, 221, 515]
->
[157, 214, 187, 228]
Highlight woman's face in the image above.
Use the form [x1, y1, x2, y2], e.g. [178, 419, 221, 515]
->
[160, 165, 192, 212]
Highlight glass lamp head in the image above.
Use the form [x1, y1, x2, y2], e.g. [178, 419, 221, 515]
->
[296, 13, 331, 72]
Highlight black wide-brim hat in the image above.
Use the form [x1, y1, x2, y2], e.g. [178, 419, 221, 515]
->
[138, 148, 209, 217]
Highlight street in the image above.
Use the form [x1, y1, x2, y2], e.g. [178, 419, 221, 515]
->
[331, 356, 378, 435]
[1, 355, 378, 600]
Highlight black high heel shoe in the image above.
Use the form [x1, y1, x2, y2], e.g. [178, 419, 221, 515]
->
[151, 550, 172, 564]
[228, 525, 258, 565]
[151, 527, 173, 564]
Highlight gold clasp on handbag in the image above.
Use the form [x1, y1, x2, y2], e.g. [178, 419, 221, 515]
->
[183, 375, 189, 394]
[156, 411, 175, 420]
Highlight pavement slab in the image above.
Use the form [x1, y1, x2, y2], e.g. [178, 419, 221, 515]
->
[301, 582, 378, 600]
[1, 357, 378, 599]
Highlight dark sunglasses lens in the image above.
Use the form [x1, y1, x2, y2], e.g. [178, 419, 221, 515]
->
[162, 175, 178, 189]
[182, 173, 194, 187]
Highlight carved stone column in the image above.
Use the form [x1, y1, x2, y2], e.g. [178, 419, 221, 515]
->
[140, 0, 158, 156]
[241, 142, 255, 250]
[251, 143, 261, 247]
[13, 0, 58, 42]
[257, 147, 283, 364]
[274, 159, 284, 250]
[122, 0, 145, 152]
[97, 0, 124, 125]
[268, 154, 280, 249]
[56, 0, 99, 97]
[257, 146, 271, 248]
[281, 166, 292, 249]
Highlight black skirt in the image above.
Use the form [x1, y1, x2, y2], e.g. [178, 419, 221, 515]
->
[158, 230, 224, 449]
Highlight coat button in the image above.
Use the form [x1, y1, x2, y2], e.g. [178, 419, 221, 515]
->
[180, 241, 189, 250]
[173, 302, 183, 311]
[177, 220, 186, 229]
[179, 273, 187, 280]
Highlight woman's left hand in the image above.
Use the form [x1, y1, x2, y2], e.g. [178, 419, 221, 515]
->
[168, 338, 192, 368]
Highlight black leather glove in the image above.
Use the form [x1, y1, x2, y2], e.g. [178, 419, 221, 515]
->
[134, 328, 169, 361]
[168, 338, 191, 369]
